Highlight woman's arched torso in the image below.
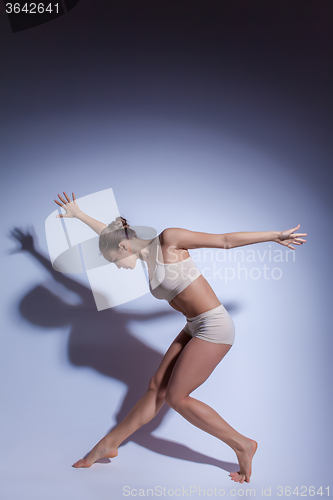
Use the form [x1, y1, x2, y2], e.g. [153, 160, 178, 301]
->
[168, 275, 221, 317]
[155, 235, 221, 318]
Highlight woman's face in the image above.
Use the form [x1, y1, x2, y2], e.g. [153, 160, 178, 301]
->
[102, 243, 137, 269]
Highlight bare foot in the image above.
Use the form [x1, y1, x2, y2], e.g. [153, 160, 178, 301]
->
[229, 438, 258, 484]
[72, 436, 119, 468]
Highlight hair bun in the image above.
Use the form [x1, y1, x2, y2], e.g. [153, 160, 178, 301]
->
[108, 216, 129, 230]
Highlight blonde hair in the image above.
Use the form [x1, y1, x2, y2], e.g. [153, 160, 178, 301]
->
[99, 216, 137, 253]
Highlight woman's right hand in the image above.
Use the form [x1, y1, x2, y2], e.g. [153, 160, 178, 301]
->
[54, 192, 82, 218]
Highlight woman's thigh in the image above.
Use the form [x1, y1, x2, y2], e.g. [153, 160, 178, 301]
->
[149, 328, 192, 396]
[165, 337, 232, 405]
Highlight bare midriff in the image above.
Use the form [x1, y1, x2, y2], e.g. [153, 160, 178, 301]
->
[168, 275, 221, 318]
[157, 241, 221, 318]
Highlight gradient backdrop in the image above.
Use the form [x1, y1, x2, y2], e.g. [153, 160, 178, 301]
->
[1, 1, 332, 499]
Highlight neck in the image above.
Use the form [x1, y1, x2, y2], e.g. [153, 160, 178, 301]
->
[130, 237, 156, 263]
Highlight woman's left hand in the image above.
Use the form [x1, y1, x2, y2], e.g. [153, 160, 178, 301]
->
[275, 224, 307, 250]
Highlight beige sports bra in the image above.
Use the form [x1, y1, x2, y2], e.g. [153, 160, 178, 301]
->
[147, 235, 201, 302]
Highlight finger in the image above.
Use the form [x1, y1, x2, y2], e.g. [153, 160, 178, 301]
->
[14, 228, 25, 236]
[58, 194, 67, 204]
[9, 230, 19, 240]
[72, 192, 76, 201]
[288, 245, 295, 250]
[54, 199, 64, 207]
[288, 225, 300, 234]
[292, 233, 307, 237]
[295, 238, 306, 242]
[63, 191, 71, 203]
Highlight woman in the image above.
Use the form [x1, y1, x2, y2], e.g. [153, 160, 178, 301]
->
[54, 191, 307, 483]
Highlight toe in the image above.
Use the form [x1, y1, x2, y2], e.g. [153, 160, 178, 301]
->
[72, 458, 88, 468]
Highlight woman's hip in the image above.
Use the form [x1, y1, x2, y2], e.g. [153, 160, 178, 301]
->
[184, 304, 235, 345]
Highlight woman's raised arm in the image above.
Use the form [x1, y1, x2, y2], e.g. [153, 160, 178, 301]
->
[54, 192, 107, 236]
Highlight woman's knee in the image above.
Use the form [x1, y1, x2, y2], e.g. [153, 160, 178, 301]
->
[165, 388, 186, 410]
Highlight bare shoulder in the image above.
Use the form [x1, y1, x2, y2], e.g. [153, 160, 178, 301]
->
[160, 227, 226, 250]
[160, 228, 186, 249]
[159, 228, 190, 262]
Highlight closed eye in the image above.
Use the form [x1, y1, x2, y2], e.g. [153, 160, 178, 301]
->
[98, 252, 115, 264]
[99, 251, 114, 263]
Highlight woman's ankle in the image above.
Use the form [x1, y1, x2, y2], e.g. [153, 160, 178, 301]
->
[230, 435, 251, 453]
[104, 434, 121, 448]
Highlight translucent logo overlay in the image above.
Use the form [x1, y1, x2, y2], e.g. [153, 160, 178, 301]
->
[45, 188, 157, 311]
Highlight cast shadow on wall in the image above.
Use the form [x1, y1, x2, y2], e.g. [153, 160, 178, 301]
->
[10, 227, 240, 473]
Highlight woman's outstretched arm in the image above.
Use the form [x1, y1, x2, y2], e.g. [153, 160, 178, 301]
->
[161, 225, 307, 251]
[219, 226, 307, 249]
[54, 192, 107, 235]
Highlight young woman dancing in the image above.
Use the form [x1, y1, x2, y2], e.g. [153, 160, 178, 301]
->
[54, 192, 307, 483]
